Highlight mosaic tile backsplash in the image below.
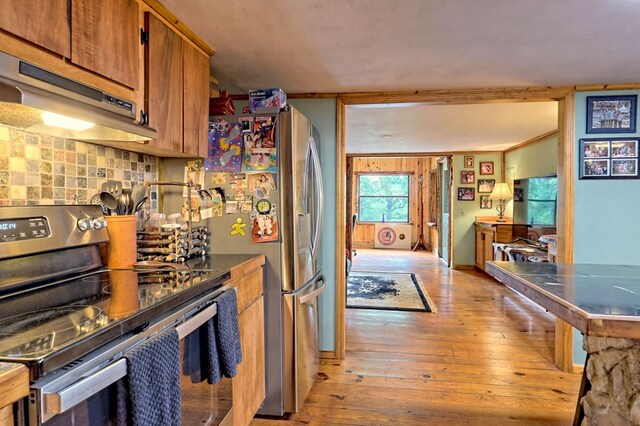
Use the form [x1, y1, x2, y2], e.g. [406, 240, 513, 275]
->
[0, 126, 159, 209]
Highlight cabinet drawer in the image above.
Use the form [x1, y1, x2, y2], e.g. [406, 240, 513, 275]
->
[227, 268, 264, 314]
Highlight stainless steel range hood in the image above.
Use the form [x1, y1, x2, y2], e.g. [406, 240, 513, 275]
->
[0, 51, 156, 142]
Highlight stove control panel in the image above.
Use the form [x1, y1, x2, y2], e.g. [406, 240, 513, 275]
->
[0, 217, 50, 242]
[0, 205, 109, 260]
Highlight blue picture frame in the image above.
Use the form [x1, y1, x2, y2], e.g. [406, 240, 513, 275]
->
[586, 95, 637, 134]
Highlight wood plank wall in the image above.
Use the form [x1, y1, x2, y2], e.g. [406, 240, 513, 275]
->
[351, 157, 436, 249]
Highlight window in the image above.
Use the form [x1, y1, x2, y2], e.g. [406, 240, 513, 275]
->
[357, 174, 410, 222]
[527, 177, 557, 225]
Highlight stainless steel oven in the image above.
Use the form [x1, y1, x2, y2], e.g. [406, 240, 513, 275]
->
[25, 289, 233, 426]
[0, 205, 233, 425]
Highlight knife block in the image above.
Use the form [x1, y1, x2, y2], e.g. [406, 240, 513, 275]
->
[105, 215, 137, 268]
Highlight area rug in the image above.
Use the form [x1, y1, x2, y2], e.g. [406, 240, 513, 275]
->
[347, 272, 436, 312]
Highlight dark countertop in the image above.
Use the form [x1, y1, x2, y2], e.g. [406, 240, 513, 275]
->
[187, 254, 265, 276]
[486, 261, 640, 339]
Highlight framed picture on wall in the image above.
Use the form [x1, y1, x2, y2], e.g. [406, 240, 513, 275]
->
[457, 187, 475, 201]
[461, 170, 475, 184]
[479, 161, 494, 175]
[477, 179, 495, 193]
[579, 138, 639, 179]
[479, 195, 492, 209]
[611, 159, 638, 176]
[513, 188, 524, 201]
[464, 156, 474, 168]
[586, 95, 637, 134]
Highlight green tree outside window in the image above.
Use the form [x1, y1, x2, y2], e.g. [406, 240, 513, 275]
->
[527, 177, 557, 225]
[358, 175, 410, 222]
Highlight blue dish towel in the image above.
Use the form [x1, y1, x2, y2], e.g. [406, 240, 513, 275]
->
[125, 329, 181, 426]
[182, 330, 204, 383]
[215, 289, 243, 378]
[203, 316, 222, 384]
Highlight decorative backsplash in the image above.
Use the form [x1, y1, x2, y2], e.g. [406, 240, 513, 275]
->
[0, 126, 159, 210]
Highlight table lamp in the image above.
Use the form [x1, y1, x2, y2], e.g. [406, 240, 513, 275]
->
[489, 183, 513, 222]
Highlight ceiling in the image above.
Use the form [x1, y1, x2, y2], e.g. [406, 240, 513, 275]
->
[346, 101, 558, 154]
[160, 0, 637, 153]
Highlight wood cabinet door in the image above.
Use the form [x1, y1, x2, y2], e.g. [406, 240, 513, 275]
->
[475, 227, 484, 269]
[0, 0, 70, 57]
[71, 0, 139, 89]
[233, 297, 265, 426]
[182, 41, 210, 157]
[483, 230, 495, 269]
[145, 13, 183, 152]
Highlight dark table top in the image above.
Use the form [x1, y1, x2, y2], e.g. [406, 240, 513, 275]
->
[486, 261, 640, 338]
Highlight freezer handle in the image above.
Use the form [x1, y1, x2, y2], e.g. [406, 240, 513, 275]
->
[299, 274, 326, 305]
[309, 135, 324, 263]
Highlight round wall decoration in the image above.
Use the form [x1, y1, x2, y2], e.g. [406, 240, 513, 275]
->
[377, 227, 397, 246]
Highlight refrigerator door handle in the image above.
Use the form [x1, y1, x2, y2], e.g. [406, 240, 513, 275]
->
[303, 143, 311, 213]
[308, 135, 324, 263]
[299, 275, 326, 305]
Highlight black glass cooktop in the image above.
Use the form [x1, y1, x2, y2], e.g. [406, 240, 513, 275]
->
[0, 267, 229, 380]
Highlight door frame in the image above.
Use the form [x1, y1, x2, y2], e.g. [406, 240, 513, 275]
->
[334, 87, 575, 372]
[437, 156, 452, 266]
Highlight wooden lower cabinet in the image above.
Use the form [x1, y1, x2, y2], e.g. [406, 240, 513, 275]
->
[227, 263, 265, 426]
[0, 363, 29, 426]
[475, 221, 522, 271]
[475, 225, 495, 271]
[234, 297, 265, 426]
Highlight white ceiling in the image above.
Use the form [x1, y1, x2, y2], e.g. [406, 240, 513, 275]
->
[160, 0, 637, 153]
[346, 101, 558, 154]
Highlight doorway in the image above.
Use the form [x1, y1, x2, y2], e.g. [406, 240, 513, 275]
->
[334, 89, 575, 367]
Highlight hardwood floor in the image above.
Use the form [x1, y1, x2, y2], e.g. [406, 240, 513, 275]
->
[252, 249, 581, 425]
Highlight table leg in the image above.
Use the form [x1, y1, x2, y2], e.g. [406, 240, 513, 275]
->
[573, 353, 591, 426]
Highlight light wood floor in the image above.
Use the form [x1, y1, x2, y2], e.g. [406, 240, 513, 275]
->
[253, 249, 581, 425]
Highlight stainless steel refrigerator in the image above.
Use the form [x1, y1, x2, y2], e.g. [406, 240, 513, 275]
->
[208, 106, 325, 416]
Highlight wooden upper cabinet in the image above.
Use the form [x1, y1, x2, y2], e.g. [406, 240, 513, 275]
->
[0, 0, 70, 57]
[71, 0, 139, 89]
[182, 41, 210, 157]
[145, 13, 183, 152]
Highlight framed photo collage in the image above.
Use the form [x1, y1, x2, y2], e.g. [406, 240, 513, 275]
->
[579, 138, 639, 179]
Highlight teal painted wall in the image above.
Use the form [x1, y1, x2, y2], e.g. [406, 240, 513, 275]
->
[451, 153, 503, 266]
[287, 99, 337, 352]
[574, 90, 640, 264]
[573, 89, 640, 364]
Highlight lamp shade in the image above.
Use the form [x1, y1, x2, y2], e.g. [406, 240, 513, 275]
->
[489, 183, 513, 200]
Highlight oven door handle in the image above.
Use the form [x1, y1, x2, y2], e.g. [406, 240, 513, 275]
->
[175, 302, 217, 339]
[44, 302, 218, 416]
[44, 358, 127, 415]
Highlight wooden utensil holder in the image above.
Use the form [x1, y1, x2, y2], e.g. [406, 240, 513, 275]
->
[105, 215, 137, 267]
